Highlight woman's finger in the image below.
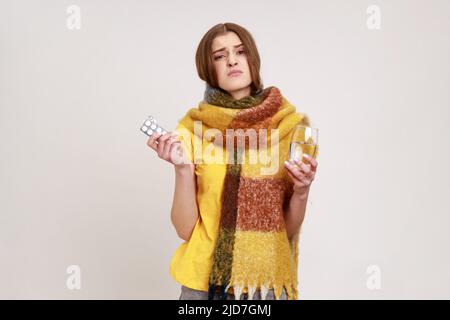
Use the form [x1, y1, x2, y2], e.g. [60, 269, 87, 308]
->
[294, 159, 312, 175]
[163, 138, 180, 160]
[286, 170, 298, 183]
[302, 154, 318, 170]
[284, 161, 309, 184]
[286, 169, 309, 188]
[294, 157, 317, 181]
[147, 132, 163, 151]
[162, 137, 174, 159]
[300, 161, 316, 180]
[156, 132, 174, 156]
[170, 141, 185, 165]
[163, 132, 180, 159]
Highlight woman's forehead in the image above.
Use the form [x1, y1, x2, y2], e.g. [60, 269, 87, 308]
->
[212, 32, 242, 51]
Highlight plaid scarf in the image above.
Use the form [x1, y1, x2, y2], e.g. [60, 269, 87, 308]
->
[178, 84, 310, 300]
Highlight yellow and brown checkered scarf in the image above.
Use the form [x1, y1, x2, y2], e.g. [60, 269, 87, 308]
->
[178, 84, 310, 300]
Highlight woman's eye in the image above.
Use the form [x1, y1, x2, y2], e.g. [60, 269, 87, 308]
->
[213, 50, 245, 61]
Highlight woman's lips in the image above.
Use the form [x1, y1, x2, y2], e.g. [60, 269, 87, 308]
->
[228, 71, 243, 77]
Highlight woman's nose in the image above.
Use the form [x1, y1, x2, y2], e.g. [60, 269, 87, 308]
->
[227, 54, 237, 66]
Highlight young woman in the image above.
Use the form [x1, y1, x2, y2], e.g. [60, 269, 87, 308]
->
[146, 22, 318, 300]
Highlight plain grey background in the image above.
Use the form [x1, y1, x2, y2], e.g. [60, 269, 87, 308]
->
[1, 0, 449, 299]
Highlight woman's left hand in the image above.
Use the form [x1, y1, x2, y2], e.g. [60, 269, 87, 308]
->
[284, 154, 318, 196]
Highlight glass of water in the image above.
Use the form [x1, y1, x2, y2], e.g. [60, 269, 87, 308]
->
[289, 125, 319, 163]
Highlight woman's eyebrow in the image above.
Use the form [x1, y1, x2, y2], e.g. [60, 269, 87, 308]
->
[212, 43, 243, 54]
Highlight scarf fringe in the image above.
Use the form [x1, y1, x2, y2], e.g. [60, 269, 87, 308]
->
[207, 281, 298, 300]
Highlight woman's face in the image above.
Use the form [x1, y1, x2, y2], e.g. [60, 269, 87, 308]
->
[211, 32, 252, 98]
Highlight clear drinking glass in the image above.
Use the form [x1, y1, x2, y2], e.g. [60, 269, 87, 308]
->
[289, 125, 319, 163]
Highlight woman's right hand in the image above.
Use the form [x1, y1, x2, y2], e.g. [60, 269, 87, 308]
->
[146, 131, 191, 167]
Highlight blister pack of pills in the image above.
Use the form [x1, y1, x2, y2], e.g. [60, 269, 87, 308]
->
[140, 115, 168, 136]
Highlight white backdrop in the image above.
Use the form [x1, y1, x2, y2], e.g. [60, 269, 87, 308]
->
[1, 0, 449, 299]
